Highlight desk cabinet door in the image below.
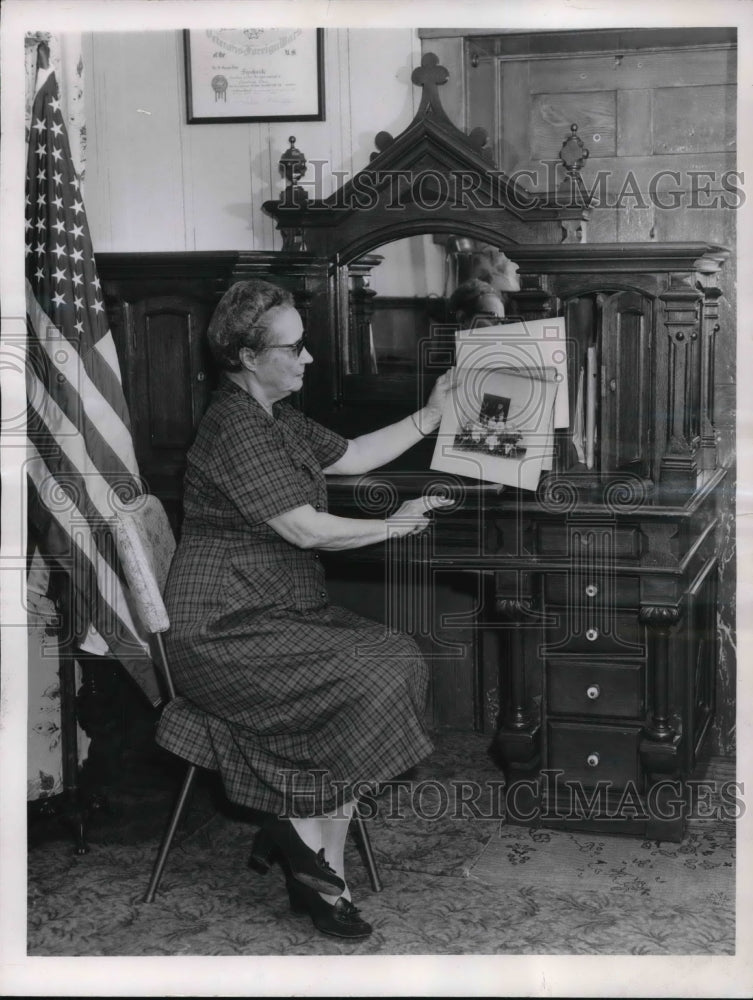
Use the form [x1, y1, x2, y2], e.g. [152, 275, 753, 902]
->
[123, 295, 214, 503]
[601, 289, 652, 476]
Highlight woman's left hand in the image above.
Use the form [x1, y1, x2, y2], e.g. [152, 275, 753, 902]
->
[419, 368, 456, 433]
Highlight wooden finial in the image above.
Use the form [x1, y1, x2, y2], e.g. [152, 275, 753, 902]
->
[410, 52, 453, 125]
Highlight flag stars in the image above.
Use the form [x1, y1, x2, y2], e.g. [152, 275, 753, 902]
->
[52, 243, 67, 260]
[35, 242, 46, 256]
[35, 266, 45, 281]
[72, 198, 84, 215]
[26, 241, 33, 256]
[52, 170, 63, 186]
[91, 275, 101, 292]
[49, 96, 61, 113]
[92, 299, 105, 315]
[71, 223, 84, 241]
[25, 217, 33, 231]
[50, 121, 63, 138]
[71, 271, 83, 286]
[52, 194, 63, 211]
[36, 141, 46, 157]
[37, 166, 46, 182]
[74, 318, 85, 335]
[35, 217, 47, 231]
[36, 192, 46, 207]
[33, 116, 46, 132]
[52, 290, 67, 309]
[70, 248, 84, 265]
[52, 266, 67, 284]
[52, 218, 66, 236]
[51, 147, 62, 163]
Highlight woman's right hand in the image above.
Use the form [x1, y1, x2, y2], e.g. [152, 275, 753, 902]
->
[386, 495, 451, 539]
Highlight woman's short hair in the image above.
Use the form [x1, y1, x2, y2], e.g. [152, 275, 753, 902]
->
[207, 279, 295, 371]
[448, 278, 502, 323]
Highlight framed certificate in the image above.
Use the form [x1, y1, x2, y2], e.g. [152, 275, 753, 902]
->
[184, 28, 325, 124]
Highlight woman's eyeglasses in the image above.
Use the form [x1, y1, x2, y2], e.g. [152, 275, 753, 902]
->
[263, 334, 308, 357]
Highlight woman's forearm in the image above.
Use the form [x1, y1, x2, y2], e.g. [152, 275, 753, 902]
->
[327, 407, 438, 475]
[303, 511, 393, 550]
[267, 506, 397, 550]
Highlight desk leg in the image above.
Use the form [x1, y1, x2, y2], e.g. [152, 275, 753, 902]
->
[491, 596, 541, 823]
[639, 605, 685, 843]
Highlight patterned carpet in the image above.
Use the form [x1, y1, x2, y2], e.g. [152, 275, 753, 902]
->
[27, 731, 736, 957]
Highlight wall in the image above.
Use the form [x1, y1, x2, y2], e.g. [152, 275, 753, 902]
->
[83, 29, 422, 252]
[27, 586, 90, 802]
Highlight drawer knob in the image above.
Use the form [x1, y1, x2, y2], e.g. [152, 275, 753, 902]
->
[586, 752, 600, 768]
[585, 584, 598, 598]
[586, 627, 599, 641]
[586, 684, 601, 700]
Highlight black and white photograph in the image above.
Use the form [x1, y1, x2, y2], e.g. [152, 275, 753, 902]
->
[1, 0, 751, 996]
[453, 392, 525, 458]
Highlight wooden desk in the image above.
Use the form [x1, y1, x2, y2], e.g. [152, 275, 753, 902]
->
[326, 468, 725, 841]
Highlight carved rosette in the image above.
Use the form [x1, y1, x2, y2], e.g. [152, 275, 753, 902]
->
[495, 597, 536, 620]
[638, 604, 682, 629]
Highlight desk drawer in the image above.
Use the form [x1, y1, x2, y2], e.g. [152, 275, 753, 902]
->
[544, 574, 640, 609]
[543, 609, 645, 655]
[547, 722, 641, 788]
[546, 658, 644, 719]
[537, 523, 641, 560]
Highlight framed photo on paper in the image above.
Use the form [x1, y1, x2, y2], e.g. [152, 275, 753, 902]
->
[184, 28, 325, 124]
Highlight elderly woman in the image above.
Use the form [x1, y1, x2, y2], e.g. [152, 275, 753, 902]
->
[449, 278, 506, 329]
[156, 279, 452, 941]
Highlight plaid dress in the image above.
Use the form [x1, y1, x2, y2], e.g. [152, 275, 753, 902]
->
[156, 377, 433, 815]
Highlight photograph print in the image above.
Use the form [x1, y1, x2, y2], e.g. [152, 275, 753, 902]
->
[452, 392, 526, 459]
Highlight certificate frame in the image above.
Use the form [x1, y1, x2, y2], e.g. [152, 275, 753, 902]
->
[183, 28, 325, 124]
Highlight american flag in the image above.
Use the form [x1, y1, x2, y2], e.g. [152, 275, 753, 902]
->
[25, 44, 159, 704]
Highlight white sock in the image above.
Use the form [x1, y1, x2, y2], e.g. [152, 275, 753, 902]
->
[288, 817, 323, 854]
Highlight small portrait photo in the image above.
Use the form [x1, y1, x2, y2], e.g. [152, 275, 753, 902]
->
[452, 392, 527, 458]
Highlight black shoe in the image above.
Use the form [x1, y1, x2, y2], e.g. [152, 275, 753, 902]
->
[287, 881, 373, 940]
[249, 818, 345, 895]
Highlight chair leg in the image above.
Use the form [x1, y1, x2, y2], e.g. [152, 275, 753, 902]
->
[143, 764, 198, 903]
[352, 813, 383, 893]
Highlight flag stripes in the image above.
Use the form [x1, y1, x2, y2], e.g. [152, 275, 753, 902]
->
[26, 291, 137, 482]
[26, 446, 149, 664]
[25, 44, 159, 703]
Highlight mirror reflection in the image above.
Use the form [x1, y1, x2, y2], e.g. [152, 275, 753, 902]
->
[345, 235, 521, 376]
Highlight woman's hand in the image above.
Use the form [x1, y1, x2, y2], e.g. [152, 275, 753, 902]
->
[386, 494, 451, 539]
[415, 369, 456, 435]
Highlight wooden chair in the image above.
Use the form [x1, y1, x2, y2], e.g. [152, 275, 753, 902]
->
[112, 494, 383, 903]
